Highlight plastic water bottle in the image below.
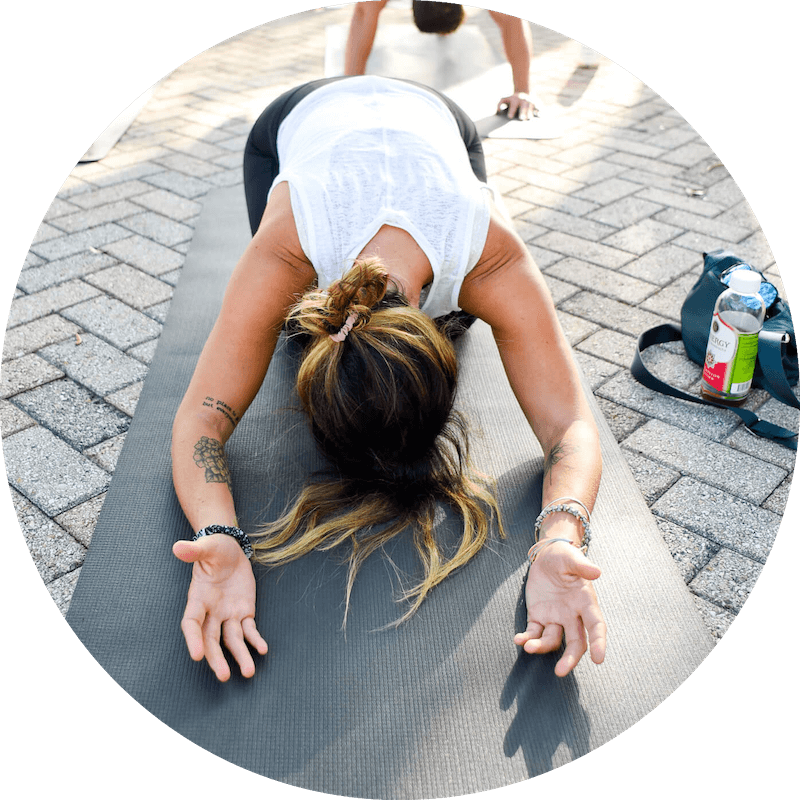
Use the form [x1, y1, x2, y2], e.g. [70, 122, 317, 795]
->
[701, 269, 766, 404]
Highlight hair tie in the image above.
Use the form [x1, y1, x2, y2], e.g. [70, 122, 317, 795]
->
[330, 312, 358, 343]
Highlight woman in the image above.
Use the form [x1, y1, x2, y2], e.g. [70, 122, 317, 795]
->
[171, 76, 605, 683]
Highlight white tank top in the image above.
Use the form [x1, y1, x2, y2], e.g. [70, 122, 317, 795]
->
[267, 76, 493, 318]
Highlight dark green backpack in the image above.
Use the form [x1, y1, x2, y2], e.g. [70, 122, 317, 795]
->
[632, 249, 799, 449]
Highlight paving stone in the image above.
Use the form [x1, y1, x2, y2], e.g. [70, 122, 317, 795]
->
[573, 351, 621, 390]
[0, 399, 35, 437]
[7, 279, 102, 328]
[15, 251, 117, 293]
[560, 291, 667, 337]
[546, 258, 656, 304]
[100, 146, 174, 172]
[576, 328, 638, 368]
[126, 338, 160, 365]
[637, 343, 702, 389]
[38, 333, 147, 396]
[141, 170, 212, 198]
[669, 230, 732, 257]
[28, 222, 131, 261]
[84, 432, 128, 472]
[2, 315, 81, 361]
[526, 243, 566, 269]
[690, 548, 764, 613]
[651, 477, 781, 562]
[600, 218, 682, 256]
[0, 353, 63, 399]
[606, 150, 684, 177]
[691, 594, 735, 640]
[623, 419, 787, 504]
[11, 379, 130, 450]
[733, 230, 775, 269]
[130, 188, 203, 221]
[61, 295, 162, 350]
[622, 450, 681, 504]
[585, 195, 665, 228]
[558, 159, 628, 185]
[67, 179, 154, 209]
[100, 234, 184, 276]
[5, 425, 110, 517]
[503, 164, 584, 195]
[508, 185, 598, 217]
[659, 141, 715, 168]
[86, 162, 165, 188]
[551, 142, 616, 167]
[9, 489, 86, 582]
[532, 232, 634, 269]
[144, 299, 173, 324]
[49, 200, 143, 234]
[634, 187, 723, 219]
[594, 396, 646, 441]
[22, 251, 45, 269]
[46, 568, 81, 615]
[597, 370, 741, 440]
[716, 200, 761, 233]
[153, 152, 225, 178]
[31, 221, 62, 244]
[519, 208, 617, 242]
[762, 475, 794, 516]
[43, 197, 80, 220]
[54, 493, 106, 548]
[85, 264, 173, 310]
[118, 211, 195, 247]
[555, 310, 598, 345]
[653, 516, 718, 583]
[618, 244, 700, 285]
[639, 271, 699, 321]
[105, 381, 144, 416]
[653, 207, 751, 244]
[571, 177, 642, 205]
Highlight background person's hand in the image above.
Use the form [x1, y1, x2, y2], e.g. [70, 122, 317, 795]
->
[514, 541, 606, 677]
[497, 91, 538, 120]
[173, 533, 268, 681]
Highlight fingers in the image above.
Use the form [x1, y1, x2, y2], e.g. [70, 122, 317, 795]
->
[182, 608, 267, 682]
[243, 617, 269, 656]
[518, 622, 563, 655]
[514, 605, 606, 676]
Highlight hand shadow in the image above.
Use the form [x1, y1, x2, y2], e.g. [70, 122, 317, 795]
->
[500, 581, 592, 777]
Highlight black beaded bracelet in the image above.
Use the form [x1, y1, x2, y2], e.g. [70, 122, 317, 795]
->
[193, 524, 253, 559]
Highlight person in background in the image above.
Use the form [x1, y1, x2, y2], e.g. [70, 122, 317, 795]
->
[344, 1, 539, 120]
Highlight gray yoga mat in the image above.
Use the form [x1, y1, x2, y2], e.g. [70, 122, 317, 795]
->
[66, 186, 714, 798]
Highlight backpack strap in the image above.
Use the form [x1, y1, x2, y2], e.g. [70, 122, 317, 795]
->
[631, 324, 798, 450]
[757, 330, 800, 410]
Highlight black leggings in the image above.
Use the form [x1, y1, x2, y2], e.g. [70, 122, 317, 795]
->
[242, 77, 483, 337]
[242, 76, 488, 235]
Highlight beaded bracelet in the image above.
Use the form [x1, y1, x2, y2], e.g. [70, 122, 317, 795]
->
[193, 524, 253, 559]
[528, 497, 592, 563]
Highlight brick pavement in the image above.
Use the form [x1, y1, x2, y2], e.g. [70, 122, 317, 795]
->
[3, 6, 796, 643]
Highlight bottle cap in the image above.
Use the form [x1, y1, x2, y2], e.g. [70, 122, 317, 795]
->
[729, 269, 762, 295]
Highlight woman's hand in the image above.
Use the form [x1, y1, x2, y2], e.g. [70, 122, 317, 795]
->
[173, 534, 268, 681]
[514, 541, 606, 677]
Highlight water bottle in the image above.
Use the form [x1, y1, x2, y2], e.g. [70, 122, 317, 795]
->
[700, 269, 766, 405]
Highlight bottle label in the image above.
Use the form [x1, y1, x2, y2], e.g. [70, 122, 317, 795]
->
[702, 313, 759, 396]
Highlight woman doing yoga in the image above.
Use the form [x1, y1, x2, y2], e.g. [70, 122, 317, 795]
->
[171, 76, 606, 683]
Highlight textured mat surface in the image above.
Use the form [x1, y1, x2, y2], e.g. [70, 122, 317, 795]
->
[67, 186, 714, 798]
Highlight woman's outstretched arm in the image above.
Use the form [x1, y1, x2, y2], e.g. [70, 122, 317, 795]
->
[343, 1, 389, 75]
[459, 210, 606, 677]
[487, 11, 537, 119]
[171, 184, 315, 680]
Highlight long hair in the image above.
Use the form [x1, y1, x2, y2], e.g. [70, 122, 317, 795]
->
[251, 258, 502, 623]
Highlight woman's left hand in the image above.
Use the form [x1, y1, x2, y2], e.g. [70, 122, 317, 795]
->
[514, 540, 606, 677]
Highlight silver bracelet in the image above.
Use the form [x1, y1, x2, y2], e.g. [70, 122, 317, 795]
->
[533, 503, 591, 554]
[542, 496, 592, 522]
[193, 524, 253, 559]
[526, 537, 577, 564]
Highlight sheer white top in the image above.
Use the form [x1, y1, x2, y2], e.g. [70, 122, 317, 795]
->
[267, 76, 493, 318]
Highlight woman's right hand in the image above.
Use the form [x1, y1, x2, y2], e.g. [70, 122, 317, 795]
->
[173, 534, 268, 681]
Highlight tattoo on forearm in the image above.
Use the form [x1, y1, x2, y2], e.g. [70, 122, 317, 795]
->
[193, 436, 232, 494]
[201, 396, 241, 428]
[544, 440, 571, 483]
